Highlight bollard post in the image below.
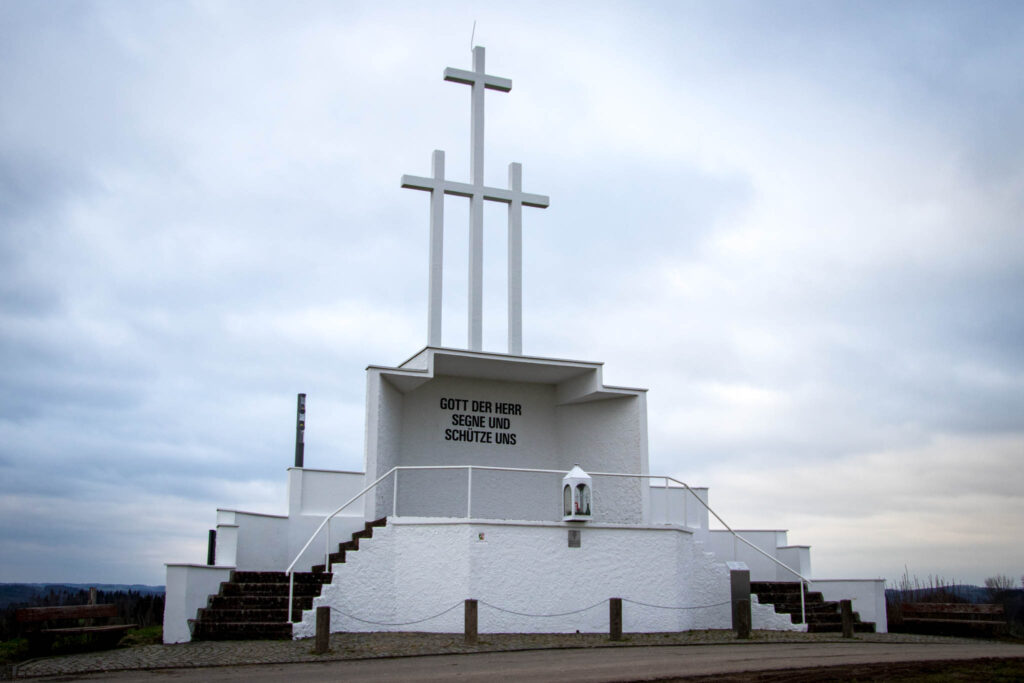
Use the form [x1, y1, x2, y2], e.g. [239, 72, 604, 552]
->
[841, 599, 854, 638]
[728, 562, 751, 633]
[736, 599, 751, 639]
[89, 587, 97, 605]
[314, 606, 330, 654]
[609, 597, 623, 641]
[464, 599, 478, 644]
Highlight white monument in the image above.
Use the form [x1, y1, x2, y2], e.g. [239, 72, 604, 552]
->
[163, 47, 887, 644]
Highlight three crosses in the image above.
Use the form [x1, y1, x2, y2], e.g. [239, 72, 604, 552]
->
[402, 47, 549, 355]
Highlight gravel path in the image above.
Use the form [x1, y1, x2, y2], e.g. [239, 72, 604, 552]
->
[10, 630, 996, 679]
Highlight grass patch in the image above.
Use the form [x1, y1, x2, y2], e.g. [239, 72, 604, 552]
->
[119, 626, 162, 647]
[0, 638, 29, 665]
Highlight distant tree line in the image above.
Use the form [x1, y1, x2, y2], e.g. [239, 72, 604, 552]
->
[0, 588, 163, 641]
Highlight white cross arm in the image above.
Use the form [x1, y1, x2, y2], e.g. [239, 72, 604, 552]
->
[444, 67, 512, 92]
[402, 175, 548, 208]
[401, 174, 442, 192]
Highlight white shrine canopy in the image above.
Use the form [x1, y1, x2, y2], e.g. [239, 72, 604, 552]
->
[402, 46, 549, 356]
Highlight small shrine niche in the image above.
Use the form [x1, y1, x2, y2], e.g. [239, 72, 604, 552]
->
[562, 465, 593, 521]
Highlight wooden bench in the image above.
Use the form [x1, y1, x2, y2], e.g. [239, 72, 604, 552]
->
[15, 604, 136, 655]
[899, 602, 1006, 636]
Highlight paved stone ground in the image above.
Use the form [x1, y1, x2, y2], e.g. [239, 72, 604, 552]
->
[11, 630, 992, 679]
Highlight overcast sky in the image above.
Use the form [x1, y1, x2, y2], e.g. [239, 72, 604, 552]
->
[2, 1, 1022, 587]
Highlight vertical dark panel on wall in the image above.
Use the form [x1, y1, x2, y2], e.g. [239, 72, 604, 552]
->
[295, 393, 306, 467]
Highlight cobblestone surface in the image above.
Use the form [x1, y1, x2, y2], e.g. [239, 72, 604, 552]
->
[11, 631, 987, 679]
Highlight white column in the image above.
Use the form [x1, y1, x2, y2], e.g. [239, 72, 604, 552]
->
[507, 162, 523, 355]
[467, 46, 486, 351]
[428, 150, 445, 347]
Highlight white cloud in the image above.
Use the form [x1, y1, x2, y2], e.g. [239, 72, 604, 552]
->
[1, 1, 1022, 587]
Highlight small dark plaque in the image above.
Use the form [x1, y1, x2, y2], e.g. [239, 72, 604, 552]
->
[568, 529, 581, 548]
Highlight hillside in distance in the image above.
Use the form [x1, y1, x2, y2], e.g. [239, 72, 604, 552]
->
[0, 583, 164, 608]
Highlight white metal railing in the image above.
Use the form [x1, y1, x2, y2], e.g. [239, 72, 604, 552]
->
[285, 465, 810, 624]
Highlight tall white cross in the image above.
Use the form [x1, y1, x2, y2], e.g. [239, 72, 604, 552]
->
[402, 46, 549, 354]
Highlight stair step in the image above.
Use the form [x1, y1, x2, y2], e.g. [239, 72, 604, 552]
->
[769, 601, 841, 614]
[199, 608, 303, 622]
[209, 595, 313, 610]
[752, 591, 825, 604]
[231, 571, 332, 584]
[192, 621, 293, 640]
[751, 581, 804, 593]
[808, 621, 877, 633]
[220, 582, 323, 597]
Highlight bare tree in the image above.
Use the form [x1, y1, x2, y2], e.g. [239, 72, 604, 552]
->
[984, 574, 1016, 597]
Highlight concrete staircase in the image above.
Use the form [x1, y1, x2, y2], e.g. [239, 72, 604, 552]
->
[191, 518, 387, 640]
[751, 581, 876, 633]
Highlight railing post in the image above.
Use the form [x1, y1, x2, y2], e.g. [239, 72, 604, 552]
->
[464, 599, 478, 644]
[663, 477, 669, 524]
[801, 581, 807, 627]
[325, 525, 330, 571]
[841, 599, 854, 638]
[392, 469, 398, 517]
[683, 487, 688, 528]
[314, 605, 330, 653]
[609, 597, 623, 641]
[467, 466, 473, 519]
[288, 573, 295, 624]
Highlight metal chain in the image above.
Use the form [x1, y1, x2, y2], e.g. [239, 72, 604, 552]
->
[329, 601, 463, 627]
[478, 599, 607, 618]
[621, 598, 731, 610]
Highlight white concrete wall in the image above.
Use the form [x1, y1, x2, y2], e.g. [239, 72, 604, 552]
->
[288, 467, 366, 517]
[364, 370, 649, 523]
[555, 395, 648, 523]
[708, 530, 794, 582]
[364, 371, 403, 520]
[814, 579, 888, 633]
[220, 512, 289, 571]
[293, 520, 802, 637]
[163, 564, 232, 644]
[776, 546, 811, 582]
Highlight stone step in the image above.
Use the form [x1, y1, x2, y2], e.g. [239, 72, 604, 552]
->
[753, 592, 826, 606]
[209, 595, 313, 610]
[808, 621, 877, 633]
[220, 582, 323, 597]
[191, 621, 292, 640]
[769, 601, 841, 615]
[751, 581, 804, 593]
[197, 607, 301, 623]
[231, 571, 332, 585]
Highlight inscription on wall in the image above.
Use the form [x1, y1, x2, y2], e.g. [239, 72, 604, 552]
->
[440, 397, 520, 446]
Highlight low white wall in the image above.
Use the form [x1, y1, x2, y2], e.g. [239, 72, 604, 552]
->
[163, 564, 233, 644]
[288, 467, 366, 517]
[776, 546, 811, 581]
[294, 520, 801, 637]
[708, 530, 792, 582]
[647, 486, 709, 530]
[813, 579, 888, 633]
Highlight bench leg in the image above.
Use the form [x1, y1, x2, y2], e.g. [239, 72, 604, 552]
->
[26, 632, 53, 657]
